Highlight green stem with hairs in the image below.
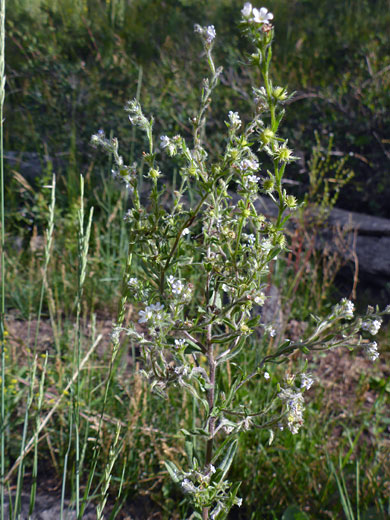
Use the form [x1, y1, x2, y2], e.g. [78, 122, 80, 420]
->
[0, 1, 6, 513]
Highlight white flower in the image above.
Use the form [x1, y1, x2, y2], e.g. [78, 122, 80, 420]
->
[174, 338, 186, 349]
[206, 25, 216, 43]
[160, 135, 176, 155]
[228, 111, 242, 127]
[194, 24, 216, 44]
[278, 387, 305, 434]
[128, 277, 138, 287]
[247, 233, 256, 246]
[241, 2, 252, 18]
[343, 299, 355, 319]
[264, 371, 270, 380]
[182, 227, 190, 235]
[252, 7, 274, 25]
[242, 416, 253, 430]
[260, 238, 272, 252]
[301, 373, 314, 390]
[364, 341, 379, 361]
[208, 464, 216, 475]
[254, 293, 265, 305]
[240, 158, 259, 171]
[138, 307, 154, 324]
[181, 478, 197, 493]
[167, 276, 184, 295]
[139, 302, 165, 324]
[160, 135, 170, 148]
[361, 319, 382, 335]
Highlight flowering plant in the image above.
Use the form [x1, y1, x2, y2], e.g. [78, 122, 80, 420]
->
[92, 4, 389, 518]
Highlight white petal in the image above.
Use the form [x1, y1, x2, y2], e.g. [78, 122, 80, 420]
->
[241, 2, 252, 17]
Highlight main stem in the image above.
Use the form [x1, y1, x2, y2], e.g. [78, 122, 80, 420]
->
[0, 1, 5, 517]
[202, 322, 215, 520]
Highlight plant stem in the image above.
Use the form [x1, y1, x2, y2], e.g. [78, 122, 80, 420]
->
[0, 0, 5, 516]
[202, 321, 216, 520]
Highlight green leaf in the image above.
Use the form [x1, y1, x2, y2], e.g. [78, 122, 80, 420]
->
[218, 439, 238, 481]
[214, 291, 222, 310]
[216, 339, 245, 364]
[224, 376, 242, 408]
[164, 461, 181, 483]
[184, 339, 203, 354]
[185, 440, 193, 465]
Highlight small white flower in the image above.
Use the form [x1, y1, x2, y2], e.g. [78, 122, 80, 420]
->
[139, 302, 165, 324]
[364, 341, 379, 361]
[194, 24, 216, 44]
[240, 158, 259, 171]
[167, 276, 184, 295]
[160, 135, 170, 148]
[160, 135, 176, 155]
[247, 233, 256, 246]
[150, 302, 164, 313]
[252, 7, 274, 25]
[128, 277, 138, 287]
[247, 174, 258, 184]
[241, 2, 252, 18]
[138, 307, 153, 324]
[242, 416, 253, 431]
[361, 319, 382, 336]
[182, 227, 190, 235]
[278, 387, 305, 434]
[301, 373, 314, 390]
[208, 464, 216, 475]
[236, 497, 243, 507]
[228, 111, 242, 127]
[254, 293, 265, 305]
[181, 478, 197, 493]
[260, 238, 272, 252]
[264, 371, 270, 380]
[174, 338, 186, 349]
[338, 298, 355, 319]
[206, 25, 216, 43]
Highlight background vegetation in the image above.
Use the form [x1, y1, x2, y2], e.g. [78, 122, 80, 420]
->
[2, 1, 390, 519]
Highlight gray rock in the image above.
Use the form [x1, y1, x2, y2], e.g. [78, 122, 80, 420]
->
[251, 196, 390, 280]
[4, 493, 97, 520]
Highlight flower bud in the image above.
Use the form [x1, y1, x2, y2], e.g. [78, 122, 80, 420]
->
[260, 128, 275, 145]
[262, 178, 275, 194]
[285, 195, 298, 209]
[275, 145, 294, 163]
[272, 86, 288, 101]
[149, 168, 161, 180]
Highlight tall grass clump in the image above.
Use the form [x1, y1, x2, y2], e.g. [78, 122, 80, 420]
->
[92, 3, 390, 518]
